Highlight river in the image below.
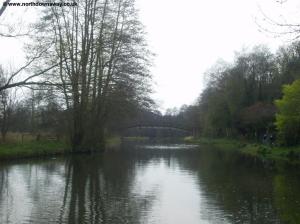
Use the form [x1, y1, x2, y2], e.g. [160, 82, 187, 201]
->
[0, 141, 300, 224]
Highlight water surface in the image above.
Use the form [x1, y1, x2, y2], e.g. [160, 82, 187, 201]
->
[0, 142, 300, 224]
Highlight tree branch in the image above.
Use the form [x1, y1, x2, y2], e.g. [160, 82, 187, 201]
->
[0, 0, 11, 17]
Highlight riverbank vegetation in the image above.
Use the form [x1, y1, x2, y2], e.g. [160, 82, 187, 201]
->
[0, 139, 69, 160]
[0, 0, 155, 155]
[167, 42, 300, 151]
[157, 41, 300, 163]
[185, 137, 300, 165]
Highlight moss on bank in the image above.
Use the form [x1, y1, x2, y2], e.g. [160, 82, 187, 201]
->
[184, 137, 300, 165]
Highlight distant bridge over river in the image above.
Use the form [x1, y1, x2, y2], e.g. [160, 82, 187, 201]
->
[122, 125, 192, 138]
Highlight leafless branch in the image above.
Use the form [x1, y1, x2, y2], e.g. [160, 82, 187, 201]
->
[0, 63, 60, 92]
[0, 0, 11, 18]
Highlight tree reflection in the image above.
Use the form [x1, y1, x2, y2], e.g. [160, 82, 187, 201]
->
[182, 147, 300, 224]
[273, 171, 300, 224]
[58, 153, 157, 224]
[0, 144, 300, 224]
[0, 152, 157, 224]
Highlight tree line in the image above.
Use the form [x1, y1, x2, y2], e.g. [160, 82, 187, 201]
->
[172, 43, 300, 146]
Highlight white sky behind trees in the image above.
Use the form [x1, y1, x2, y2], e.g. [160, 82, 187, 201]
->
[0, 0, 300, 112]
[136, 0, 300, 111]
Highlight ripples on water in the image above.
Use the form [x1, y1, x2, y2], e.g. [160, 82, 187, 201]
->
[0, 142, 300, 223]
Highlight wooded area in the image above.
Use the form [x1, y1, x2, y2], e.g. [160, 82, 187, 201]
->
[173, 43, 300, 146]
[0, 0, 153, 152]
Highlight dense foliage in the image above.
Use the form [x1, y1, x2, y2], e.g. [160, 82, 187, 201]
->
[174, 42, 300, 144]
[275, 80, 300, 146]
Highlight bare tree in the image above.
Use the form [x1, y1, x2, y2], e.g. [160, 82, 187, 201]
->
[256, 0, 300, 40]
[30, 0, 152, 151]
[0, 1, 59, 91]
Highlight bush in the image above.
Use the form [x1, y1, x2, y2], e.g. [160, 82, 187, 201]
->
[275, 79, 300, 146]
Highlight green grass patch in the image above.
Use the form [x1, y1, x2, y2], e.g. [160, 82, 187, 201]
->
[122, 136, 150, 141]
[185, 137, 242, 149]
[0, 140, 70, 160]
[105, 136, 122, 149]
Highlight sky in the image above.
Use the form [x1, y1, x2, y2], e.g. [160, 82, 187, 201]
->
[0, 0, 300, 112]
[135, 0, 299, 111]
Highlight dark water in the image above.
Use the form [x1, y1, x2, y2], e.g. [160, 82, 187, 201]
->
[0, 142, 300, 224]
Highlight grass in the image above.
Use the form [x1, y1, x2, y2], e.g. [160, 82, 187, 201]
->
[105, 136, 122, 149]
[184, 136, 300, 164]
[0, 132, 130, 160]
[0, 132, 126, 160]
[0, 140, 70, 160]
[122, 136, 150, 141]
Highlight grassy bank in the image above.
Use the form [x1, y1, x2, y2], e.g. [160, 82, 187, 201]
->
[121, 136, 150, 141]
[105, 136, 122, 149]
[0, 140, 70, 160]
[185, 137, 300, 165]
[0, 136, 125, 160]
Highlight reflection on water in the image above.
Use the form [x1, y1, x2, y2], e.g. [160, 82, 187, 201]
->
[136, 143, 199, 150]
[0, 142, 300, 223]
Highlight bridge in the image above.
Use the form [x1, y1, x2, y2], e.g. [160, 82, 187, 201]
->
[122, 125, 192, 138]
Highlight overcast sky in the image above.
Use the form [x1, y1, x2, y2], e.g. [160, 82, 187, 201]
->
[136, 0, 299, 111]
[1, 0, 300, 112]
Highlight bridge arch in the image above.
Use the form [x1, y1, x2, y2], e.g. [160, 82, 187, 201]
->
[122, 125, 192, 138]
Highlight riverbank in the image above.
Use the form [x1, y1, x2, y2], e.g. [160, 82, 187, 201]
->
[185, 137, 300, 165]
[0, 141, 70, 160]
[0, 136, 124, 160]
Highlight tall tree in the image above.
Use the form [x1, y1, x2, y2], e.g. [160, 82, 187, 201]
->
[30, 0, 152, 151]
[0, 66, 14, 141]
